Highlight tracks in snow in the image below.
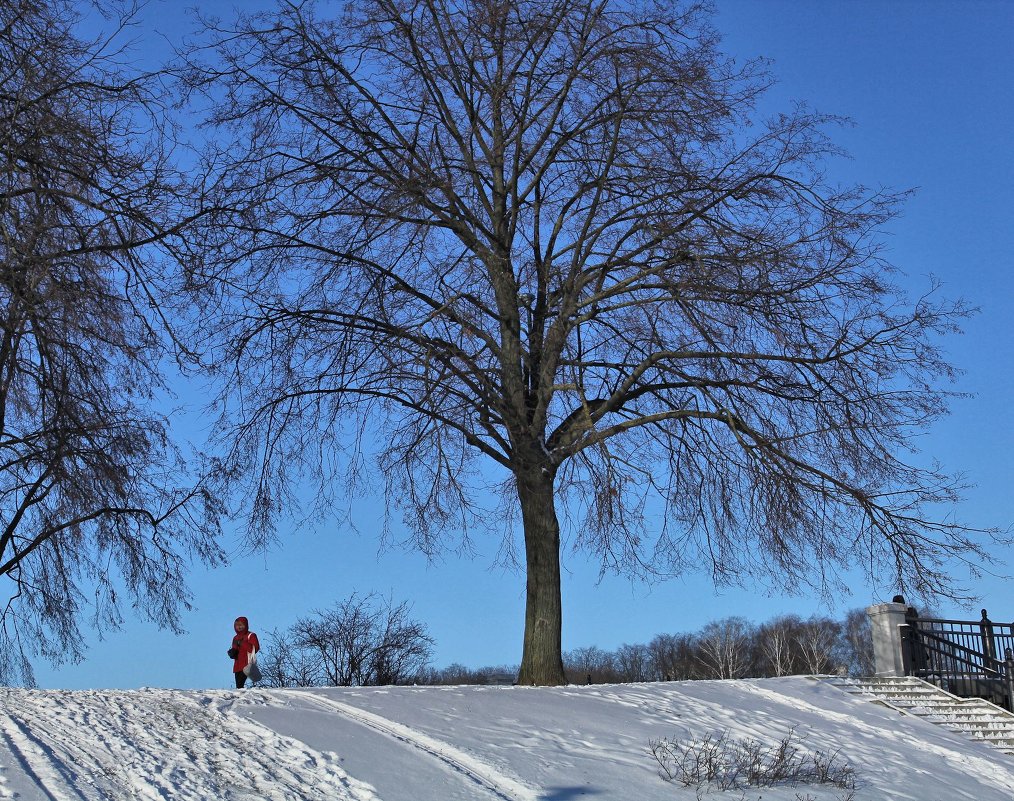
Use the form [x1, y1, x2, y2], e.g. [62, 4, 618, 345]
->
[0, 706, 84, 801]
[0, 687, 537, 801]
[284, 690, 539, 801]
[0, 688, 380, 801]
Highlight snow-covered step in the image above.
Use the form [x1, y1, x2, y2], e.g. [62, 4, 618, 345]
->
[822, 675, 1014, 756]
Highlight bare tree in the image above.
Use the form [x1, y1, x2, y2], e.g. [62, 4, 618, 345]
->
[266, 593, 434, 687]
[615, 642, 652, 682]
[648, 632, 698, 681]
[0, 0, 222, 684]
[794, 616, 842, 675]
[293, 596, 375, 686]
[564, 644, 618, 683]
[259, 627, 319, 688]
[841, 608, 875, 677]
[756, 616, 801, 678]
[696, 617, 755, 679]
[180, 0, 992, 685]
[372, 599, 437, 685]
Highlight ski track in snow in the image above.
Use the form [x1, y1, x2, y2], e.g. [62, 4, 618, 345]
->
[0, 688, 380, 801]
[0, 708, 81, 801]
[280, 690, 539, 801]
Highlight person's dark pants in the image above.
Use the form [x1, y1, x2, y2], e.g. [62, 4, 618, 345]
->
[235, 671, 247, 689]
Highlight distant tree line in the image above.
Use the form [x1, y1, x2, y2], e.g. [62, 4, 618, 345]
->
[556, 610, 874, 684]
[451, 610, 873, 685]
[260, 596, 873, 687]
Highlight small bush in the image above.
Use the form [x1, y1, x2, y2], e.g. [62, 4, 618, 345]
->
[649, 727, 856, 794]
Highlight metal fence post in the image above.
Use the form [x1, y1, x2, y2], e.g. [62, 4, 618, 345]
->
[1005, 649, 1014, 712]
[981, 609, 997, 671]
[902, 604, 921, 675]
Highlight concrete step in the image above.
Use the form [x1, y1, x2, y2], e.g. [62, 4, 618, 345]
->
[822, 675, 1014, 757]
[926, 708, 1014, 720]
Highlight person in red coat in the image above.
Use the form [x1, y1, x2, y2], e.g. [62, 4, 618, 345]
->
[228, 616, 260, 688]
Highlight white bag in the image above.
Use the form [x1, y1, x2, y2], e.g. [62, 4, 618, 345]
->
[243, 649, 262, 683]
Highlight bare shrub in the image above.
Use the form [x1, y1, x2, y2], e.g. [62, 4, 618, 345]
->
[262, 592, 434, 687]
[649, 728, 856, 793]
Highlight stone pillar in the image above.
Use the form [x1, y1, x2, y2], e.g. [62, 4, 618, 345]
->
[867, 600, 911, 677]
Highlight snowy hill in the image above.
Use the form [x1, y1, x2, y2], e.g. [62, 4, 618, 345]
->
[1, 677, 1012, 800]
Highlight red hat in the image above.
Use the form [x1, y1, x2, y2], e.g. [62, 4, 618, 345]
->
[235, 616, 249, 627]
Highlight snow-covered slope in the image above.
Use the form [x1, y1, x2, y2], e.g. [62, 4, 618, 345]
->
[2, 677, 1012, 800]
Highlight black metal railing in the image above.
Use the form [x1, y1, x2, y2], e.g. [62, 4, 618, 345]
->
[903, 608, 1014, 709]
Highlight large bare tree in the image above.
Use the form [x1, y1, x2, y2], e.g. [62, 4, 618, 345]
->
[0, 0, 222, 683]
[182, 0, 992, 684]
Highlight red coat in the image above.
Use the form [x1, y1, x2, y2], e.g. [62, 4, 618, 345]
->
[231, 630, 260, 673]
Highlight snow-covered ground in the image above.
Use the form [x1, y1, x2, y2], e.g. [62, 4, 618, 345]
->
[1, 677, 1012, 800]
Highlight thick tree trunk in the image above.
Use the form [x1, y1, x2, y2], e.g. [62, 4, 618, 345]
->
[515, 469, 567, 685]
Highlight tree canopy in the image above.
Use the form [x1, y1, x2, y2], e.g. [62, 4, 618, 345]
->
[172, 0, 994, 684]
[0, 0, 223, 684]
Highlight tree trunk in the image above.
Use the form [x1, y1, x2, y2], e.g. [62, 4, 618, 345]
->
[515, 469, 567, 685]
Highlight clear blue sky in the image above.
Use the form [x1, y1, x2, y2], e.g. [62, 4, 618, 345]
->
[34, 0, 1014, 689]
